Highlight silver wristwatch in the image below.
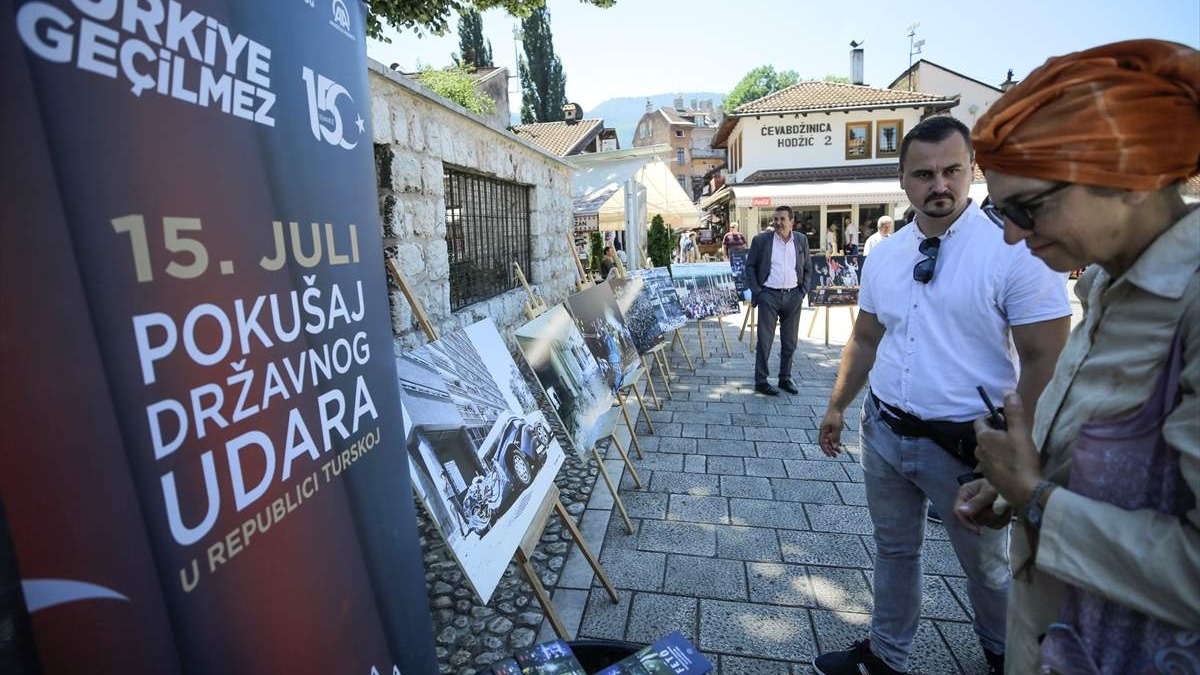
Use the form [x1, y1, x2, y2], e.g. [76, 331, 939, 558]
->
[1024, 480, 1057, 530]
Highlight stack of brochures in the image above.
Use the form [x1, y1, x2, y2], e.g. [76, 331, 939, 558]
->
[483, 632, 712, 675]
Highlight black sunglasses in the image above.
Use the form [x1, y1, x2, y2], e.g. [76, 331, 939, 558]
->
[982, 182, 1070, 230]
[913, 236, 940, 283]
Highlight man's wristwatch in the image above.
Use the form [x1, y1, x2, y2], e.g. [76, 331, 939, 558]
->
[1023, 480, 1058, 530]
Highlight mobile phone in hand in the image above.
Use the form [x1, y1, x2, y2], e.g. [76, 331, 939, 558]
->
[976, 386, 1007, 430]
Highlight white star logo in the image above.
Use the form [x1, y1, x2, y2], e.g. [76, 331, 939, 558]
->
[355, 114, 365, 134]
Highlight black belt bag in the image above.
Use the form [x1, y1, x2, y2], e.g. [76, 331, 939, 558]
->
[870, 391, 980, 468]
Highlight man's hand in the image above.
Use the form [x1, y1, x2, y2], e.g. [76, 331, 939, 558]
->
[954, 478, 1012, 535]
[818, 407, 845, 457]
[974, 393, 1042, 512]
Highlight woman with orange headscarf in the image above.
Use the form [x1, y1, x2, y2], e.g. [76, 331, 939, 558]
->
[954, 40, 1199, 674]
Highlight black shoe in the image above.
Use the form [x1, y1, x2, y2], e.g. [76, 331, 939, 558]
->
[926, 503, 943, 524]
[754, 382, 780, 396]
[777, 379, 799, 394]
[984, 649, 1004, 675]
[813, 639, 905, 675]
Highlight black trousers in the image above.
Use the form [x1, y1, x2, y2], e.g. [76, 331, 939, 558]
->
[754, 287, 803, 385]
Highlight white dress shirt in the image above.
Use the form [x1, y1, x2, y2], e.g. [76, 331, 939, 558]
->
[764, 232, 799, 290]
[863, 231, 887, 256]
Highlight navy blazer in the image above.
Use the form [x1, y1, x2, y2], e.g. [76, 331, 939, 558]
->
[743, 230, 812, 302]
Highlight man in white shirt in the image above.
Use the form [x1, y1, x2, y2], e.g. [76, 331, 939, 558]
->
[812, 116, 1071, 675]
[863, 216, 894, 256]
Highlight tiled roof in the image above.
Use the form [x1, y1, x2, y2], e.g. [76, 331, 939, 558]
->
[1185, 173, 1200, 196]
[510, 119, 604, 156]
[887, 60, 1004, 94]
[742, 164, 901, 184]
[658, 107, 695, 126]
[733, 81, 957, 115]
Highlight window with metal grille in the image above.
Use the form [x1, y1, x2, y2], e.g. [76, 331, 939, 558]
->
[443, 167, 532, 311]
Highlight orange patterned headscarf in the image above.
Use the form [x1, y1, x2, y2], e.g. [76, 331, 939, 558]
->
[973, 40, 1200, 192]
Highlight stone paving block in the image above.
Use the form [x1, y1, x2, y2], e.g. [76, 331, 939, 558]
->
[937, 619, 988, 674]
[744, 426, 792, 442]
[944, 576, 975, 620]
[771, 478, 841, 504]
[747, 562, 815, 607]
[667, 494, 730, 525]
[925, 520, 951, 541]
[675, 411, 729, 426]
[786, 427, 812, 444]
[754, 441, 802, 459]
[719, 655, 792, 675]
[778, 530, 872, 569]
[741, 400, 780, 414]
[808, 609, 873, 655]
[665, 400, 707, 412]
[744, 457, 788, 478]
[807, 566, 872, 614]
[638, 519, 718, 556]
[664, 554, 747, 601]
[730, 498, 808, 530]
[705, 456, 745, 476]
[626, 592, 698, 644]
[715, 525, 781, 562]
[602, 514, 640, 551]
[783, 459, 850, 481]
[731, 413, 768, 426]
[683, 455, 707, 473]
[541, 587, 589, 644]
[906, 620, 963, 674]
[680, 426, 707, 439]
[705, 401, 747, 414]
[923, 539, 967, 577]
[719, 475, 773, 499]
[577, 587, 632, 641]
[653, 422, 684, 439]
[699, 439, 757, 457]
[706, 424, 744, 440]
[698, 599, 816, 662]
[648, 471, 720, 496]
[805, 504, 875, 535]
[596, 548, 665, 592]
[834, 481, 868, 506]
[766, 414, 814, 431]
[618, 492, 668, 520]
[842, 462, 865, 483]
[631, 452, 685, 473]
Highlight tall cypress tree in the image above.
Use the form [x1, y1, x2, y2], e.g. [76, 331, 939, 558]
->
[518, 7, 566, 123]
[455, 10, 492, 68]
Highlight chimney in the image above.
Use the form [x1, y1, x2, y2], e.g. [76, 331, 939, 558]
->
[674, 95, 684, 110]
[850, 44, 864, 85]
[690, 98, 697, 110]
[1000, 69, 1017, 92]
[563, 102, 582, 124]
[645, 98, 653, 113]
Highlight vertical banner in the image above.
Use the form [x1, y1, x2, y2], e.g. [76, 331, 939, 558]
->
[0, 1, 436, 673]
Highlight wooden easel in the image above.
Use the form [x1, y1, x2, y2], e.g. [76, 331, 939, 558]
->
[669, 328, 694, 370]
[645, 344, 673, 401]
[386, 259, 618, 637]
[807, 303, 858, 347]
[738, 301, 757, 350]
[513, 261, 548, 320]
[568, 233, 594, 292]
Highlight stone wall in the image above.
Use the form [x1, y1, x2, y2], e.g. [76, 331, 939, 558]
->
[368, 60, 576, 352]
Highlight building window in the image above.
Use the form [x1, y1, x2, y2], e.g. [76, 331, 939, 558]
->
[678, 175, 688, 190]
[676, 148, 686, 164]
[876, 119, 903, 158]
[443, 167, 531, 311]
[846, 121, 873, 160]
[674, 129, 684, 138]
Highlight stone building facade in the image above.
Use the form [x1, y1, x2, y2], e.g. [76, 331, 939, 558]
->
[631, 98, 726, 200]
[368, 60, 576, 352]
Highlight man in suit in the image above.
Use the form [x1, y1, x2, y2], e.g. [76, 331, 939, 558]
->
[744, 205, 811, 395]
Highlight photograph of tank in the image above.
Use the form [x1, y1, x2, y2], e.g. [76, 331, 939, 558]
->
[610, 276, 667, 355]
[669, 262, 742, 320]
[631, 267, 689, 335]
[396, 318, 565, 603]
[565, 281, 640, 394]
[515, 305, 614, 456]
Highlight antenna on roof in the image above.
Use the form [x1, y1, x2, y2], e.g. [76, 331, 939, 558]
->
[906, 23, 923, 92]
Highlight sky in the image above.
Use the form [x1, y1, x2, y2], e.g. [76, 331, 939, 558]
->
[367, 0, 1200, 116]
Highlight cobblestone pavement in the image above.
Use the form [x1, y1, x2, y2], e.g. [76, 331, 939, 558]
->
[541, 306, 994, 674]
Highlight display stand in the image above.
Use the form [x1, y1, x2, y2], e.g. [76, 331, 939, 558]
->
[738, 301, 756, 350]
[644, 345, 673, 401]
[669, 329, 695, 371]
[568, 234, 594, 292]
[710, 315, 732, 357]
[386, 259, 618, 637]
[588, 408, 642, 534]
[806, 304, 857, 347]
[616, 366, 655, 447]
[513, 261, 548, 320]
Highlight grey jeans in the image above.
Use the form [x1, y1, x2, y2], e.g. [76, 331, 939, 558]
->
[860, 394, 1010, 670]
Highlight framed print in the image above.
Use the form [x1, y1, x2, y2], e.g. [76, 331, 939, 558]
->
[877, 119, 903, 158]
[846, 121, 872, 160]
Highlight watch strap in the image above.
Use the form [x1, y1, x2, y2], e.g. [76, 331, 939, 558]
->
[1024, 479, 1057, 530]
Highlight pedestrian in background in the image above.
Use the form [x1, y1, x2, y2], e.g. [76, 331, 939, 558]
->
[744, 206, 811, 396]
[863, 216, 894, 257]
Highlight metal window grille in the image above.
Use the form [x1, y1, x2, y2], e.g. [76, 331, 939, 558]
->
[443, 167, 532, 311]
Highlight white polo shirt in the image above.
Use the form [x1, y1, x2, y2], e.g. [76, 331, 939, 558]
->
[859, 201, 1071, 422]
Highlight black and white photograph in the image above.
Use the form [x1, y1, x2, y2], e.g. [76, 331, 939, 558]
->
[515, 305, 615, 456]
[396, 319, 565, 603]
[728, 248, 751, 301]
[670, 262, 742, 320]
[610, 275, 667, 355]
[808, 255, 864, 306]
[632, 267, 690, 335]
[565, 282, 641, 394]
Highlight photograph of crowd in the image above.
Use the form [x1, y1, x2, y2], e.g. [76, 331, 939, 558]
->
[669, 262, 742, 320]
[610, 276, 667, 355]
[808, 255, 863, 306]
[395, 319, 565, 603]
[515, 305, 614, 456]
[565, 282, 641, 394]
[631, 267, 689, 335]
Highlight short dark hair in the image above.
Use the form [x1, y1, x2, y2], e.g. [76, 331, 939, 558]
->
[774, 205, 794, 221]
[899, 115, 973, 172]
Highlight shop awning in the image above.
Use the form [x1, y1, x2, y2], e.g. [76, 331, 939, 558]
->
[730, 180, 908, 207]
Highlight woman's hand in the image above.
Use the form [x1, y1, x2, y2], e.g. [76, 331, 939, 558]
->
[954, 478, 1013, 534]
[973, 393, 1043, 512]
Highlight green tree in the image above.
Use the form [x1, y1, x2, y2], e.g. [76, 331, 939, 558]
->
[588, 232, 604, 273]
[823, 74, 850, 84]
[724, 65, 800, 112]
[518, 7, 567, 123]
[647, 215, 672, 269]
[413, 66, 495, 116]
[366, 0, 615, 41]
[453, 10, 493, 67]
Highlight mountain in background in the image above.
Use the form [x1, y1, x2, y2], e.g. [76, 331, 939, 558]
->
[584, 92, 725, 148]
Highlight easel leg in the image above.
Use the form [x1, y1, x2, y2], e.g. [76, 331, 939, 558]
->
[553, 499, 618, 603]
[631, 379, 655, 434]
[592, 446, 634, 533]
[640, 355, 662, 409]
[517, 548, 569, 639]
[738, 303, 752, 341]
[673, 329, 695, 370]
[609, 434, 643, 488]
[808, 305, 821, 337]
[718, 315, 732, 357]
[653, 350, 674, 399]
[616, 391, 645, 459]
[696, 320, 707, 362]
[824, 303, 831, 347]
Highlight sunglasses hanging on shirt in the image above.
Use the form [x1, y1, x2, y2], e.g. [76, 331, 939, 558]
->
[913, 236, 941, 283]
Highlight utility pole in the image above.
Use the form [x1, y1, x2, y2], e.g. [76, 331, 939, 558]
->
[906, 23, 924, 92]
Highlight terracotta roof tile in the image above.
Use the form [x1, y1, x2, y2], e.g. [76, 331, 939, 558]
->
[733, 81, 957, 115]
[511, 119, 604, 156]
